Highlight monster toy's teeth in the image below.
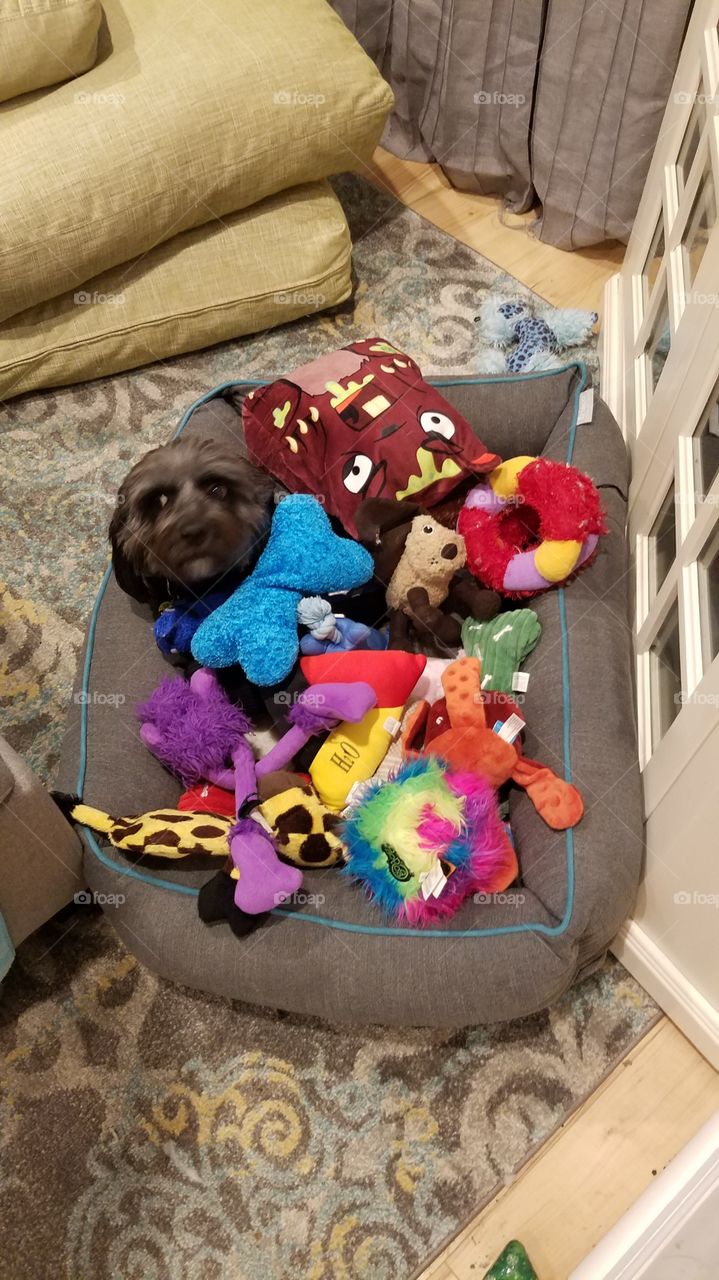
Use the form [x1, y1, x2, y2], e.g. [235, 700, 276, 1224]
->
[395, 446, 462, 500]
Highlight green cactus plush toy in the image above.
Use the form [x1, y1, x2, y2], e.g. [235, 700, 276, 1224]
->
[483, 1240, 539, 1280]
[461, 608, 541, 694]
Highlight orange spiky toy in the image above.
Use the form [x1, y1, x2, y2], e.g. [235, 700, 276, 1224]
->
[402, 656, 583, 830]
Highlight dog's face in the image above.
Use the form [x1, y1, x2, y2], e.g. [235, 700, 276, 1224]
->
[109, 436, 274, 603]
[404, 515, 466, 580]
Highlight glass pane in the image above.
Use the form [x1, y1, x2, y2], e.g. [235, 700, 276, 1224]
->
[644, 287, 671, 392]
[649, 483, 676, 592]
[643, 216, 665, 294]
[677, 98, 703, 189]
[699, 524, 719, 667]
[650, 605, 682, 749]
[693, 403, 719, 505]
[682, 163, 716, 289]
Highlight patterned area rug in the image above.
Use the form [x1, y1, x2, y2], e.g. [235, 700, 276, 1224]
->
[0, 174, 651, 1280]
[1, 912, 656, 1280]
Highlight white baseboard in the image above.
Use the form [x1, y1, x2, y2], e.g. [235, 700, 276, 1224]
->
[611, 920, 719, 1070]
[600, 272, 626, 430]
[570, 1112, 719, 1278]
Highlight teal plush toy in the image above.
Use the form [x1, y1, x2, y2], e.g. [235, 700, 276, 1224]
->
[476, 296, 597, 373]
[191, 495, 374, 685]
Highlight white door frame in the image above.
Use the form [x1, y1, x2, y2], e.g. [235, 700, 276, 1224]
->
[601, 0, 719, 1069]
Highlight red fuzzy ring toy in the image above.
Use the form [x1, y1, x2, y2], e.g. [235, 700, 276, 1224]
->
[458, 456, 607, 597]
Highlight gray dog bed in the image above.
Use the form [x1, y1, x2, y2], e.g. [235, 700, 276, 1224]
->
[57, 363, 643, 1026]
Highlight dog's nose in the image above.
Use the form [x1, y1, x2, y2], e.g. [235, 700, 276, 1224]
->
[182, 523, 206, 546]
[441, 543, 458, 560]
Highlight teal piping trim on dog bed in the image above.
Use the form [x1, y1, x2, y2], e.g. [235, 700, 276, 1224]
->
[78, 363, 588, 938]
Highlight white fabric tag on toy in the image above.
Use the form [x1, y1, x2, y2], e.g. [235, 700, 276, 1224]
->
[383, 715, 401, 738]
[341, 779, 374, 817]
[577, 388, 594, 424]
[512, 671, 530, 692]
[493, 712, 525, 744]
[420, 863, 448, 899]
[248, 806, 273, 834]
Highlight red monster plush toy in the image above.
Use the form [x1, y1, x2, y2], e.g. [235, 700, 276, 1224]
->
[242, 338, 501, 536]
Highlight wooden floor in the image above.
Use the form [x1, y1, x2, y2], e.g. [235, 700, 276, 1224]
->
[418, 1020, 719, 1279]
[363, 148, 626, 317]
[360, 150, 719, 1280]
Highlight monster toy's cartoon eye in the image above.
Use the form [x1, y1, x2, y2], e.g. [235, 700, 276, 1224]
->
[342, 453, 374, 493]
[419, 410, 456, 440]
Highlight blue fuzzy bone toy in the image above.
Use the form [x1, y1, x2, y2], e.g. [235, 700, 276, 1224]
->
[297, 597, 387, 656]
[475, 297, 598, 373]
[191, 495, 374, 684]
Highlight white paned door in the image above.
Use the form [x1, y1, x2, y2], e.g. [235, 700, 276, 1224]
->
[601, 0, 719, 1067]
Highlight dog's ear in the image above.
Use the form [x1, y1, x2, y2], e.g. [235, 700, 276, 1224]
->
[355, 497, 417, 586]
[355, 496, 419, 542]
[108, 503, 151, 603]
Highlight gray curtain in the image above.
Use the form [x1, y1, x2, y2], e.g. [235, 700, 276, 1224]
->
[331, 0, 691, 248]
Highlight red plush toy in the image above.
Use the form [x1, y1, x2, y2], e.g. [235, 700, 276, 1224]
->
[242, 338, 501, 536]
[458, 456, 607, 597]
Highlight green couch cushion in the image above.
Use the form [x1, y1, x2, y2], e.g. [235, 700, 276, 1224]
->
[0, 181, 351, 399]
[0, 0, 392, 321]
[0, 0, 101, 104]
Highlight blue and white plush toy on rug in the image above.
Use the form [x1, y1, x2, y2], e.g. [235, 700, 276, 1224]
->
[191, 495, 374, 685]
[475, 296, 598, 373]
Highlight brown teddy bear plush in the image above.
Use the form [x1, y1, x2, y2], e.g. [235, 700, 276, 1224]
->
[355, 498, 500, 651]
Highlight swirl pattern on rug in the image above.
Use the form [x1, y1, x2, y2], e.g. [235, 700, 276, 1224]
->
[0, 911, 656, 1280]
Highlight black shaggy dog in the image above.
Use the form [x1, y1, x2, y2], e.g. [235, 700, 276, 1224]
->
[109, 436, 275, 609]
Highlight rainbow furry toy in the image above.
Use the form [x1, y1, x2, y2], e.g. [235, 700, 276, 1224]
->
[341, 756, 517, 925]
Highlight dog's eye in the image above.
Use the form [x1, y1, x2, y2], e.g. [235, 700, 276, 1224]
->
[207, 482, 228, 500]
[423, 524, 434, 534]
[342, 454, 374, 494]
[419, 410, 455, 440]
[143, 490, 169, 510]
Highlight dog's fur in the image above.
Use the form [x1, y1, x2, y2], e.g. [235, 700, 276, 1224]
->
[109, 436, 275, 607]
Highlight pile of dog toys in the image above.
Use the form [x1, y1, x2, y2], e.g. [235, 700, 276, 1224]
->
[63, 337, 605, 936]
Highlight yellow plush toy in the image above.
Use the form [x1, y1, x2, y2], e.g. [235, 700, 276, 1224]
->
[257, 771, 345, 867]
[299, 651, 427, 810]
[54, 797, 231, 860]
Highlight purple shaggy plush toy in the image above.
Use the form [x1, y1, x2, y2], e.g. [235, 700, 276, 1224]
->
[137, 668, 251, 787]
[136, 668, 376, 916]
